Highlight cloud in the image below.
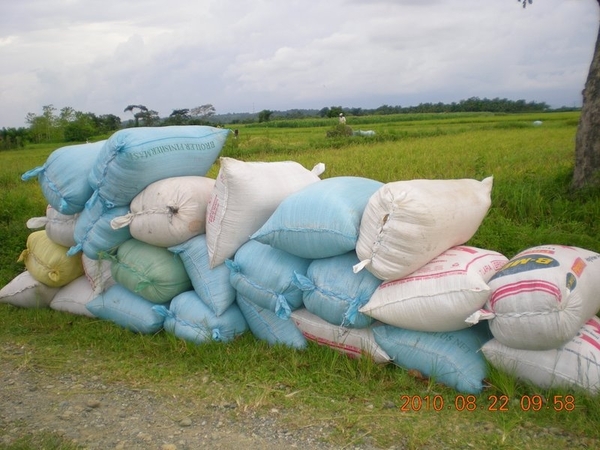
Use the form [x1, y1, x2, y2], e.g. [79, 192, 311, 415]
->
[0, 0, 597, 127]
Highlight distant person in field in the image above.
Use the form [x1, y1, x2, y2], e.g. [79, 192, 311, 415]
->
[339, 113, 346, 125]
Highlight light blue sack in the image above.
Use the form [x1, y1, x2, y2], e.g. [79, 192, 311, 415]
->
[86, 283, 167, 334]
[251, 176, 383, 259]
[226, 240, 311, 320]
[21, 141, 105, 215]
[293, 251, 381, 328]
[89, 126, 229, 207]
[169, 235, 236, 317]
[236, 294, 307, 350]
[373, 323, 493, 394]
[68, 193, 131, 259]
[154, 290, 248, 344]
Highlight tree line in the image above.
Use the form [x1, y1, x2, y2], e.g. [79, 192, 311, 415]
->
[0, 97, 565, 150]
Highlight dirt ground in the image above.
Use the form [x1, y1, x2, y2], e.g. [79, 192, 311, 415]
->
[1, 343, 380, 450]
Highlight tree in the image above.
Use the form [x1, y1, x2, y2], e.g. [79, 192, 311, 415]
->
[190, 104, 216, 119]
[124, 104, 149, 127]
[258, 109, 273, 123]
[572, 0, 600, 189]
[522, 0, 600, 189]
[168, 109, 190, 125]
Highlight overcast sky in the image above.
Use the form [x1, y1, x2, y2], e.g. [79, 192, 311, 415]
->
[0, 0, 597, 128]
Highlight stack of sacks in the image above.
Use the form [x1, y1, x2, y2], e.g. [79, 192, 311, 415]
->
[346, 177, 499, 393]
[10, 126, 232, 336]
[202, 158, 327, 348]
[68, 126, 230, 259]
[247, 176, 386, 355]
[468, 245, 600, 394]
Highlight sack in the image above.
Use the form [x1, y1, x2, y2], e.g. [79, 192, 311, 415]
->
[21, 141, 105, 215]
[86, 284, 166, 334]
[27, 205, 79, 248]
[290, 308, 390, 364]
[111, 176, 215, 247]
[236, 294, 307, 349]
[154, 290, 248, 344]
[110, 239, 191, 304]
[467, 245, 600, 350]
[354, 177, 493, 281]
[18, 230, 84, 288]
[227, 240, 311, 320]
[68, 194, 132, 259]
[205, 157, 324, 268]
[89, 126, 229, 207]
[50, 275, 96, 317]
[482, 316, 600, 394]
[252, 176, 382, 259]
[360, 246, 507, 332]
[0, 271, 59, 308]
[293, 251, 381, 328]
[373, 323, 493, 394]
[169, 235, 236, 316]
[82, 254, 115, 295]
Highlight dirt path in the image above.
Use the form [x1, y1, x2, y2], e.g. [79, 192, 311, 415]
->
[0, 345, 373, 450]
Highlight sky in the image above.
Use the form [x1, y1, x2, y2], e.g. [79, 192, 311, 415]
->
[0, 0, 598, 128]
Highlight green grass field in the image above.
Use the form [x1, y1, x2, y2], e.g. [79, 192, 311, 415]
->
[1, 111, 599, 449]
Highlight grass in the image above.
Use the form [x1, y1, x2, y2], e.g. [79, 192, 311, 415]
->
[1, 111, 600, 448]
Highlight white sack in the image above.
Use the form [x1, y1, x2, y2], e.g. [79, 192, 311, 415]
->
[27, 205, 79, 248]
[482, 316, 600, 394]
[354, 177, 493, 281]
[111, 176, 215, 247]
[290, 308, 390, 364]
[0, 271, 59, 308]
[82, 254, 115, 295]
[50, 275, 97, 317]
[467, 245, 600, 351]
[205, 157, 324, 268]
[360, 246, 507, 332]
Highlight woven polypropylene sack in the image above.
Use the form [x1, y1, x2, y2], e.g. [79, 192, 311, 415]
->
[205, 157, 324, 268]
[89, 126, 229, 207]
[111, 176, 215, 247]
[110, 239, 192, 304]
[482, 316, 600, 394]
[236, 294, 307, 350]
[21, 141, 105, 215]
[226, 240, 311, 320]
[354, 177, 493, 281]
[293, 251, 381, 328]
[155, 290, 247, 344]
[373, 323, 493, 394]
[18, 230, 84, 288]
[252, 176, 382, 259]
[0, 270, 59, 308]
[360, 246, 507, 332]
[168, 234, 235, 316]
[468, 245, 600, 351]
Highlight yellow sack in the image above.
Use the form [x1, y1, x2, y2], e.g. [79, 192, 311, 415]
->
[18, 230, 84, 288]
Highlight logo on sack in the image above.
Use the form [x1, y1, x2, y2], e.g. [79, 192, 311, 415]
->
[489, 254, 559, 280]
